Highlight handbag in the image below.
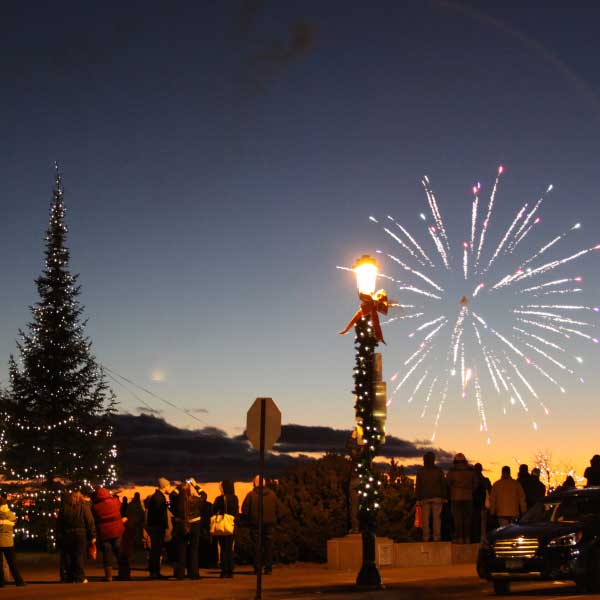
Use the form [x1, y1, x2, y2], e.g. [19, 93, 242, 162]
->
[87, 541, 97, 561]
[210, 497, 235, 536]
[414, 504, 423, 529]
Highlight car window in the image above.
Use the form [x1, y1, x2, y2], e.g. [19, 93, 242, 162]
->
[521, 497, 600, 523]
[520, 502, 559, 523]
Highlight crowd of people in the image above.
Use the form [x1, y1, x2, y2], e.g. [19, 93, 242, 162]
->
[51, 474, 280, 584]
[415, 452, 600, 544]
[1, 454, 600, 586]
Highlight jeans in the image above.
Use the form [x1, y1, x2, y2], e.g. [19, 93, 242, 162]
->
[218, 535, 234, 576]
[250, 524, 274, 570]
[146, 527, 165, 576]
[451, 500, 473, 543]
[0, 547, 24, 585]
[421, 498, 443, 542]
[60, 530, 87, 583]
[100, 537, 129, 578]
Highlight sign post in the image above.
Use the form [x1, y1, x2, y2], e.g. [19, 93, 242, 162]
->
[246, 397, 281, 600]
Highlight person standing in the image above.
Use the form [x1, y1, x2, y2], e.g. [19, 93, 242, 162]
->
[490, 466, 527, 526]
[144, 478, 171, 579]
[121, 493, 145, 570]
[197, 490, 215, 568]
[415, 452, 447, 543]
[0, 497, 25, 587]
[56, 491, 96, 584]
[91, 487, 128, 581]
[242, 476, 282, 574]
[446, 453, 475, 544]
[472, 463, 492, 543]
[517, 464, 537, 510]
[584, 455, 600, 487]
[529, 468, 546, 505]
[213, 480, 239, 578]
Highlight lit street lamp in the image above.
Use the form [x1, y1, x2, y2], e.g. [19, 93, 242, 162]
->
[339, 255, 389, 587]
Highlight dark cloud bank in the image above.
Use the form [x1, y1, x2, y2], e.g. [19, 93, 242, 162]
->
[112, 414, 454, 484]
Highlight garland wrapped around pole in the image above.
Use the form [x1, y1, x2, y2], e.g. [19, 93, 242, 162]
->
[351, 314, 383, 586]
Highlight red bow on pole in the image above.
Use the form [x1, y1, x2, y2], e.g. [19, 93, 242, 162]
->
[339, 290, 389, 344]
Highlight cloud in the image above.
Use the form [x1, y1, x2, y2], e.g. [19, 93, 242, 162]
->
[112, 414, 454, 484]
[135, 406, 163, 415]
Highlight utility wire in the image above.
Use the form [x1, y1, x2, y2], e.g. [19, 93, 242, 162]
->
[105, 371, 157, 415]
[103, 365, 208, 426]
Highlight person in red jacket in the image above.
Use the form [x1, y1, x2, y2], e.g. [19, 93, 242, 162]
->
[91, 487, 129, 581]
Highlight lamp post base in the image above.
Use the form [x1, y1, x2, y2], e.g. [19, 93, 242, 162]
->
[356, 563, 382, 587]
[356, 529, 382, 587]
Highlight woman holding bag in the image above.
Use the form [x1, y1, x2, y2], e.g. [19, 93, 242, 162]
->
[212, 480, 238, 578]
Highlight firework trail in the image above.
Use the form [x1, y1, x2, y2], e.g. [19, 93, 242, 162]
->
[355, 166, 599, 442]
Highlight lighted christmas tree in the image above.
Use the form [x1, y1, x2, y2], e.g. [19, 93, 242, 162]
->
[0, 167, 117, 544]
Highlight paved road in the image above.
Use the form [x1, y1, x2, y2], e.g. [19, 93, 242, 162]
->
[3, 558, 600, 599]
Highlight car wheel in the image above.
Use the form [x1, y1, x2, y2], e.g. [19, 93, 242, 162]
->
[493, 580, 510, 595]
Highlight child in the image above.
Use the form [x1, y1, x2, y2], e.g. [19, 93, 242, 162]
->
[0, 496, 25, 587]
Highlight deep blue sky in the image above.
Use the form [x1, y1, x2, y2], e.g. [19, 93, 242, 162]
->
[2, 1, 600, 471]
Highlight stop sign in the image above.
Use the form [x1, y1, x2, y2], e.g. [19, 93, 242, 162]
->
[246, 397, 281, 451]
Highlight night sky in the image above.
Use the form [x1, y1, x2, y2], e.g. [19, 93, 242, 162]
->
[2, 1, 600, 480]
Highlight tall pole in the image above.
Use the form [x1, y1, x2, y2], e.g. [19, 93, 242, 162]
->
[353, 315, 383, 587]
[255, 398, 266, 600]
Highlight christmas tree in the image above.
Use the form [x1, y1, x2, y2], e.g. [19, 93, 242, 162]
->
[0, 167, 117, 544]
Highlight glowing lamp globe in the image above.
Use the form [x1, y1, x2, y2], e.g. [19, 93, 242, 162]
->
[353, 255, 379, 296]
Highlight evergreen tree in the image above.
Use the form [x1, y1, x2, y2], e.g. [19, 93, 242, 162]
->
[1, 167, 117, 490]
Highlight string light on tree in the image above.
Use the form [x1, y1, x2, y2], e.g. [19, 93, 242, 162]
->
[0, 165, 117, 546]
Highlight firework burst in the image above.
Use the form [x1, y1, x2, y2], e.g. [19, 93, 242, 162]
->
[342, 167, 599, 443]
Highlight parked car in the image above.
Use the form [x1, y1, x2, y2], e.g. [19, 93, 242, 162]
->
[477, 487, 600, 595]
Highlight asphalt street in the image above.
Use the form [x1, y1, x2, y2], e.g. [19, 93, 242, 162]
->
[1, 559, 600, 599]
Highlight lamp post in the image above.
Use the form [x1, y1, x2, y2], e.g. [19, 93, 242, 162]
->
[341, 255, 388, 587]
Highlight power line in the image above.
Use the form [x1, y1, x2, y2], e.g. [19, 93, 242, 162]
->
[103, 365, 209, 426]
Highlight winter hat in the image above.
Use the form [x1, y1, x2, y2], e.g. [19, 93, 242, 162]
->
[453, 453, 467, 464]
[158, 477, 171, 491]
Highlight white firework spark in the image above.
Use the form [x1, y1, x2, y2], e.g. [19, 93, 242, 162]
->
[358, 167, 599, 442]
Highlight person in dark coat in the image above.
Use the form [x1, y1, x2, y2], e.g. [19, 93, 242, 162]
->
[212, 480, 239, 578]
[242, 476, 282, 574]
[91, 487, 128, 581]
[415, 452, 447, 542]
[517, 464, 538, 510]
[121, 493, 145, 567]
[585, 455, 600, 487]
[120, 497, 129, 518]
[197, 491, 215, 568]
[171, 481, 202, 579]
[144, 478, 171, 579]
[554, 475, 576, 493]
[529, 468, 546, 505]
[0, 497, 25, 587]
[446, 453, 476, 544]
[472, 463, 492, 543]
[56, 491, 96, 584]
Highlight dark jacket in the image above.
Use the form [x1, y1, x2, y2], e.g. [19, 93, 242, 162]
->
[446, 462, 476, 502]
[92, 487, 125, 542]
[213, 494, 239, 518]
[585, 461, 600, 487]
[473, 473, 492, 509]
[416, 465, 447, 501]
[171, 490, 202, 536]
[528, 477, 546, 507]
[145, 489, 168, 530]
[56, 499, 96, 543]
[198, 498, 212, 537]
[242, 487, 281, 526]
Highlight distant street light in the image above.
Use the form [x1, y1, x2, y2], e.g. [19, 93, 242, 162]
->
[339, 254, 389, 587]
